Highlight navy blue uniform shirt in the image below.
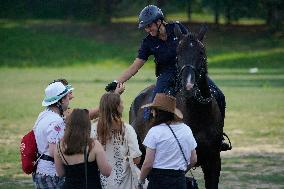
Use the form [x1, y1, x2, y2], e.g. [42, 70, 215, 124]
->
[137, 22, 188, 77]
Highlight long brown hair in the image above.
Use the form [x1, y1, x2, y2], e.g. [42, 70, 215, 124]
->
[97, 93, 124, 145]
[63, 108, 92, 155]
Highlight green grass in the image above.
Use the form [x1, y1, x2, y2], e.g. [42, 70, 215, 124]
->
[0, 19, 283, 188]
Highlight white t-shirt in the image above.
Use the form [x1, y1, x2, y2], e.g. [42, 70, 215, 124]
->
[143, 122, 197, 171]
[33, 109, 65, 176]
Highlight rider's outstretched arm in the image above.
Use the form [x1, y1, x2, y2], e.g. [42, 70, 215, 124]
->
[117, 58, 145, 83]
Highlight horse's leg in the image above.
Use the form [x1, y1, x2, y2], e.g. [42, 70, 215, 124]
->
[201, 152, 221, 189]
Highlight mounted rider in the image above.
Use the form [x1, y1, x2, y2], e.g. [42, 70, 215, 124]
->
[106, 5, 231, 151]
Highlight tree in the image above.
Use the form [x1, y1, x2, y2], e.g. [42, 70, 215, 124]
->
[214, 0, 220, 24]
[186, 0, 192, 21]
[262, 0, 284, 31]
[95, 0, 112, 24]
[202, 0, 222, 25]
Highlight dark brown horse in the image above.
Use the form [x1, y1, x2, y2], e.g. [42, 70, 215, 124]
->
[129, 25, 225, 189]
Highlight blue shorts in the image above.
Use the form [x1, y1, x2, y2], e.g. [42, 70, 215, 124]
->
[33, 173, 64, 189]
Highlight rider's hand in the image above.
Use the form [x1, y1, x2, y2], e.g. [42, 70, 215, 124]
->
[105, 80, 118, 92]
[114, 83, 125, 95]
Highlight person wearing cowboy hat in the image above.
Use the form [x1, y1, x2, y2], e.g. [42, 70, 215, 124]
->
[33, 82, 72, 189]
[138, 93, 197, 189]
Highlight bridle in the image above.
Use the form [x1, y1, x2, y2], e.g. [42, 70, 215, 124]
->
[176, 39, 212, 104]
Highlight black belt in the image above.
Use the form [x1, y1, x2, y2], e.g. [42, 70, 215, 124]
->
[151, 168, 185, 176]
[39, 154, 54, 162]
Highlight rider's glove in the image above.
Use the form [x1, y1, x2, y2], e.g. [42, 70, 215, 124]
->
[105, 80, 118, 92]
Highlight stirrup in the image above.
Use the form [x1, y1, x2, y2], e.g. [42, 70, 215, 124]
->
[221, 133, 232, 151]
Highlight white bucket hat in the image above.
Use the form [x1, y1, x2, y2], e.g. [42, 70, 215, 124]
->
[42, 82, 72, 107]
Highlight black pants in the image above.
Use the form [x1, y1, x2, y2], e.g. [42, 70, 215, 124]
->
[148, 168, 186, 189]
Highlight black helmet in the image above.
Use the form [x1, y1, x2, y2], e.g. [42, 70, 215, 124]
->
[138, 5, 164, 29]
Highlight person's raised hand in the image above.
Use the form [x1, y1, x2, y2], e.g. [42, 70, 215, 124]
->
[105, 80, 118, 92]
[114, 83, 125, 95]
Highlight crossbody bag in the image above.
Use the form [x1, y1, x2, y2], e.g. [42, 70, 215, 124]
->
[166, 124, 198, 189]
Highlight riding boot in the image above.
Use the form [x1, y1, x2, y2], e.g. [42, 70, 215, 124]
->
[221, 139, 231, 151]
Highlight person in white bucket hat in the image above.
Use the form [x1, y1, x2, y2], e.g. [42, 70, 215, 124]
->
[32, 82, 72, 189]
[42, 82, 72, 107]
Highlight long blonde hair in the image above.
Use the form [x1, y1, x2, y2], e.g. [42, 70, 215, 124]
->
[97, 93, 124, 145]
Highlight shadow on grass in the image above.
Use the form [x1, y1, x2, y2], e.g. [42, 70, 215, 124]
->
[0, 26, 136, 67]
[0, 177, 33, 189]
[220, 153, 284, 188]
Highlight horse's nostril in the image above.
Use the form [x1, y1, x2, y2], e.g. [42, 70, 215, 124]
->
[186, 83, 194, 90]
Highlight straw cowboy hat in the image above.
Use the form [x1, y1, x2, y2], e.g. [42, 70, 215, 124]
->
[141, 93, 183, 119]
[42, 82, 72, 107]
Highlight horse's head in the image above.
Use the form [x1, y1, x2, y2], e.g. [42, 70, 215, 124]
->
[175, 25, 208, 95]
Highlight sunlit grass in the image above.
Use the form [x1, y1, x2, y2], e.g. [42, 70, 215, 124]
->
[209, 48, 284, 66]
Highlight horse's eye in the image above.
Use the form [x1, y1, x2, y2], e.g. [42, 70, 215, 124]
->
[190, 42, 194, 47]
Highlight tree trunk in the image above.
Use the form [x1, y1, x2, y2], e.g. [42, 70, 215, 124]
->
[187, 0, 192, 22]
[67, 0, 76, 19]
[26, 0, 35, 17]
[265, 0, 283, 32]
[225, 4, 231, 25]
[214, 0, 219, 25]
[96, 0, 112, 24]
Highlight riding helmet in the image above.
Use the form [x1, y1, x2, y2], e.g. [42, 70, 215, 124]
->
[138, 5, 164, 29]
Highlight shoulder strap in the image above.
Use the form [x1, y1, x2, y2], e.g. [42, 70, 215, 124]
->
[166, 124, 187, 164]
[84, 145, 88, 189]
[166, 124, 195, 178]
[57, 141, 69, 165]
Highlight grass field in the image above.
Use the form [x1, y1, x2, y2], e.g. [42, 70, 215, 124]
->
[0, 19, 283, 188]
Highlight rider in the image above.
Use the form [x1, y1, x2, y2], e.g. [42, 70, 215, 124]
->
[105, 5, 231, 151]
[106, 5, 187, 105]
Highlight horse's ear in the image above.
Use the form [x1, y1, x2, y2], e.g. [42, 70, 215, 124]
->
[197, 24, 208, 41]
[174, 24, 183, 40]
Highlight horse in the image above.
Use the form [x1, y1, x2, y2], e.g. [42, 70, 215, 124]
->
[129, 25, 226, 189]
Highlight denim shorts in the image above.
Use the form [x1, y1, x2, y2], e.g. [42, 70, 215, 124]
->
[33, 173, 64, 189]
